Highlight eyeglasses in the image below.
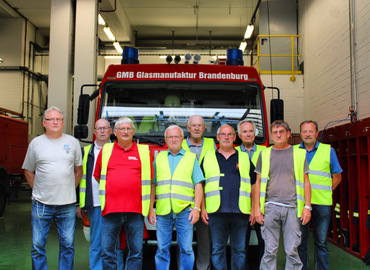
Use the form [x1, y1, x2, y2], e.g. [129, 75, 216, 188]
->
[271, 130, 287, 135]
[116, 127, 133, 132]
[218, 133, 234, 138]
[165, 136, 182, 140]
[44, 118, 63, 122]
[95, 127, 110, 131]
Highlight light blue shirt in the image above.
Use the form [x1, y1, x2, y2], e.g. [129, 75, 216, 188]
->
[239, 143, 257, 160]
[299, 141, 343, 174]
[153, 148, 205, 185]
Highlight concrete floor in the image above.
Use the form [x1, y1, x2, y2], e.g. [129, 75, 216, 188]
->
[0, 189, 368, 270]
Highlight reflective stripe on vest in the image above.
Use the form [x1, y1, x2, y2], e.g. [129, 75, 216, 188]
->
[203, 150, 251, 214]
[259, 146, 306, 218]
[296, 143, 332, 205]
[80, 144, 93, 208]
[98, 143, 152, 216]
[155, 151, 196, 215]
[182, 137, 215, 164]
[235, 144, 267, 166]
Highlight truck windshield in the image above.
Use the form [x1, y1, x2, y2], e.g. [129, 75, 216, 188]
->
[99, 81, 265, 144]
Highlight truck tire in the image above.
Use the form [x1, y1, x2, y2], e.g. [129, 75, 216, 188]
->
[0, 168, 10, 217]
[0, 185, 6, 217]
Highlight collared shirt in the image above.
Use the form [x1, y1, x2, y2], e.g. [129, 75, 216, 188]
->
[94, 141, 154, 215]
[153, 148, 205, 185]
[299, 141, 343, 174]
[186, 136, 204, 160]
[239, 143, 257, 160]
[201, 148, 256, 213]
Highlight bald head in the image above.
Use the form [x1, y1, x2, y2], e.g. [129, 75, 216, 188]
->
[187, 115, 206, 143]
[94, 118, 111, 146]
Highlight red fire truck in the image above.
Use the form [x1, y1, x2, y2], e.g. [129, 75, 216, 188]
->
[0, 109, 28, 216]
[75, 47, 283, 243]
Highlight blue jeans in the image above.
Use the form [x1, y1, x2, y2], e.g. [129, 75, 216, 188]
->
[87, 207, 125, 270]
[101, 212, 144, 270]
[156, 208, 194, 270]
[298, 204, 331, 270]
[31, 199, 75, 270]
[208, 213, 249, 270]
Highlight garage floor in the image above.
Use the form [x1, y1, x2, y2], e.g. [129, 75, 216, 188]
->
[0, 189, 367, 270]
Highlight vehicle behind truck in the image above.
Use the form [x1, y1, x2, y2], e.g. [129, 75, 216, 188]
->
[0, 110, 28, 216]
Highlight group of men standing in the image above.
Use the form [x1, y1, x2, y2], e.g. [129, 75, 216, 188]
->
[23, 106, 341, 270]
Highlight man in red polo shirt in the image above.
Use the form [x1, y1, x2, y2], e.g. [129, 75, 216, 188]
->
[94, 116, 153, 270]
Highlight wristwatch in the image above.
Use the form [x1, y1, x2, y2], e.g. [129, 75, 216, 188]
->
[194, 207, 201, 212]
[304, 205, 312, 211]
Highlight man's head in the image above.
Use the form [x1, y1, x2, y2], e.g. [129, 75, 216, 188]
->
[94, 119, 111, 143]
[237, 120, 256, 146]
[217, 124, 236, 150]
[113, 117, 135, 145]
[43, 106, 64, 137]
[270, 120, 291, 146]
[165, 125, 184, 154]
[300, 120, 319, 147]
[187, 115, 206, 140]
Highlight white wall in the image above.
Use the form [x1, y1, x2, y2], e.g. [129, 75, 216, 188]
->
[298, 0, 370, 129]
[0, 18, 24, 113]
[262, 74, 305, 135]
[0, 18, 48, 139]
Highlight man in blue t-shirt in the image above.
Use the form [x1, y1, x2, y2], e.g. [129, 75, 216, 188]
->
[297, 120, 343, 270]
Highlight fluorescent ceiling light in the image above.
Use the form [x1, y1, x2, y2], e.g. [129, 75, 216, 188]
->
[239, 41, 247, 52]
[244, 24, 254, 39]
[113, 42, 123, 54]
[98, 14, 106, 26]
[104, 27, 115, 41]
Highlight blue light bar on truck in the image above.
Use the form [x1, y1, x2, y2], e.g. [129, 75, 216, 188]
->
[226, 48, 244, 66]
[121, 47, 139, 64]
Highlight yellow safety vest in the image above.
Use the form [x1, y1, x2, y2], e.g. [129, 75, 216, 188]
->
[155, 151, 197, 215]
[295, 143, 333, 205]
[79, 144, 93, 209]
[203, 149, 252, 214]
[235, 144, 267, 166]
[182, 137, 215, 164]
[98, 143, 151, 216]
[259, 146, 306, 218]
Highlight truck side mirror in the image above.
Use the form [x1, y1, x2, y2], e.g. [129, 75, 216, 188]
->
[77, 94, 90, 125]
[74, 125, 88, 139]
[270, 99, 284, 124]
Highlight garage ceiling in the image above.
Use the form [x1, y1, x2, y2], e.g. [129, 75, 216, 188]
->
[0, 0, 262, 53]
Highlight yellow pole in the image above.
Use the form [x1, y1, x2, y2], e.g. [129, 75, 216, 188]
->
[290, 36, 296, 81]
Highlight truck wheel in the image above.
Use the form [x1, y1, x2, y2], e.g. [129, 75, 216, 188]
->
[0, 185, 6, 217]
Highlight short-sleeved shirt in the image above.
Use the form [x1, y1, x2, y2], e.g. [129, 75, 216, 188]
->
[298, 141, 343, 174]
[201, 149, 256, 214]
[22, 134, 83, 205]
[94, 141, 154, 216]
[153, 148, 204, 185]
[255, 146, 309, 206]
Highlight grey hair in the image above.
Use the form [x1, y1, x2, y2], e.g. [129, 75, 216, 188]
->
[43, 106, 64, 119]
[114, 117, 135, 130]
[216, 124, 235, 135]
[237, 119, 256, 134]
[187, 115, 205, 126]
[165, 125, 184, 137]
